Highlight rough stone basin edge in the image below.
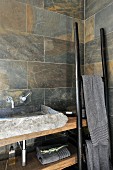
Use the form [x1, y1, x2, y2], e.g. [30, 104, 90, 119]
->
[0, 105, 68, 139]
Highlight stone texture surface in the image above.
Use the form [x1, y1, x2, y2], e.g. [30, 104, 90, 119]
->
[0, 105, 68, 139]
[31, 89, 44, 108]
[27, 5, 73, 41]
[95, 3, 113, 37]
[0, 60, 27, 90]
[44, 0, 84, 19]
[85, 38, 101, 64]
[45, 38, 75, 64]
[85, 0, 113, 19]
[45, 38, 84, 64]
[0, 29, 44, 61]
[85, 16, 94, 43]
[45, 88, 76, 111]
[84, 60, 113, 88]
[28, 62, 74, 88]
[0, 0, 26, 32]
[85, 31, 113, 64]
[16, 0, 44, 8]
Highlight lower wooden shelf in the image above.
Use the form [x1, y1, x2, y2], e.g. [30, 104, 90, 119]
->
[0, 148, 77, 170]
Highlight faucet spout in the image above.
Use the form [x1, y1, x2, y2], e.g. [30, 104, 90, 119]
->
[6, 96, 14, 109]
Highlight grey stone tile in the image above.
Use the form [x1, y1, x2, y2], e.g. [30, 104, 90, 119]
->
[85, 16, 94, 43]
[85, 38, 101, 64]
[45, 37, 84, 64]
[85, 31, 113, 65]
[44, 0, 84, 19]
[45, 38, 75, 64]
[95, 3, 113, 37]
[0, 60, 27, 90]
[31, 88, 44, 109]
[0, 0, 26, 32]
[84, 60, 113, 88]
[85, 0, 113, 19]
[108, 88, 113, 116]
[45, 88, 76, 111]
[28, 62, 74, 88]
[27, 5, 73, 41]
[0, 30, 44, 61]
[16, 0, 44, 8]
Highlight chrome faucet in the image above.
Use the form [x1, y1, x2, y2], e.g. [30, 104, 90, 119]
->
[20, 91, 32, 103]
[6, 96, 14, 109]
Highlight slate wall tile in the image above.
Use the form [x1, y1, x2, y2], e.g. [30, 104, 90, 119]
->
[85, 16, 94, 43]
[45, 37, 84, 65]
[28, 62, 74, 88]
[0, 30, 44, 61]
[45, 88, 76, 111]
[27, 5, 73, 41]
[0, 60, 27, 90]
[44, 0, 84, 19]
[85, 0, 113, 19]
[95, 3, 113, 37]
[16, 0, 44, 8]
[0, 0, 26, 32]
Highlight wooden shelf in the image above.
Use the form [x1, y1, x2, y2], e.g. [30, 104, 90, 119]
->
[0, 117, 87, 147]
[0, 145, 77, 170]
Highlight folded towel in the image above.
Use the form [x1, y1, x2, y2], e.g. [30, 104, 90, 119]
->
[82, 75, 109, 146]
[36, 145, 70, 165]
[85, 140, 110, 170]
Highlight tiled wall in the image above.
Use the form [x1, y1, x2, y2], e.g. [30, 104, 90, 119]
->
[85, 0, 113, 159]
[0, 0, 84, 159]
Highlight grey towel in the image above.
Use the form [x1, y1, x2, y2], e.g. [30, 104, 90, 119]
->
[85, 140, 110, 170]
[36, 145, 70, 165]
[82, 75, 109, 146]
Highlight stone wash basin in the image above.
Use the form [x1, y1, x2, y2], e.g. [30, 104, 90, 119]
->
[0, 105, 68, 140]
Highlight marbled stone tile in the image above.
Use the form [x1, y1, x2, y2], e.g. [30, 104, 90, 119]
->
[0, 0, 26, 32]
[84, 60, 113, 88]
[31, 89, 44, 108]
[45, 88, 76, 111]
[44, 0, 84, 19]
[16, 0, 44, 8]
[107, 60, 113, 88]
[84, 63, 94, 75]
[85, 38, 101, 64]
[72, 18, 84, 43]
[45, 37, 84, 65]
[0, 30, 44, 61]
[0, 60, 27, 90]
[28, 62, 74, 88]
[85, 16, 94, 43]
[95, 3, 113, 37]
[45, 38, 75, 64]
[85, 31, 113, 64]
[85, 62, 103, 76]
[85, 0, 113, 19]
[27, 5, 73, 41]
[109, 88, 113, 115]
